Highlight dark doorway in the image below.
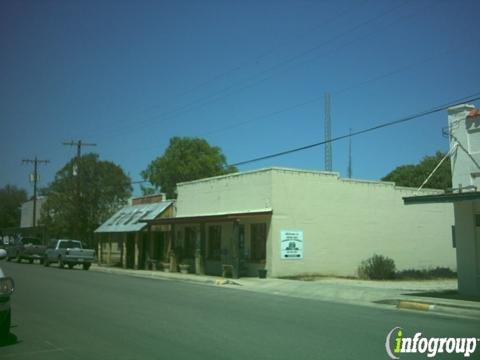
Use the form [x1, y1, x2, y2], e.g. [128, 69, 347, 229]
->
[153, 232, 165, 261]
[126, 233, 135, 269]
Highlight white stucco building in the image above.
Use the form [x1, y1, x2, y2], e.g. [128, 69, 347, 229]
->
[20, 197, 46, 228]
[146, 167, 455, 278]
[405, 104, 480, 296]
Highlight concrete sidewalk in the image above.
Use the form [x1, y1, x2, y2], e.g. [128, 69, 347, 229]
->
[90, 264, 480, 319]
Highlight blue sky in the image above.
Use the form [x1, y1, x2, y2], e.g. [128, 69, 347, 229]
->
[1, 0, 479, 197]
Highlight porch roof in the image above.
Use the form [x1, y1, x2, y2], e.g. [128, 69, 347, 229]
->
[95, 200, 173, 233]
[143, 208, 272, 225]
[403, 191, 480, 205]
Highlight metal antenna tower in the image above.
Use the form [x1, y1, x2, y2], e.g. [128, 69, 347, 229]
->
[348, 128, 352, 178]
[324, 92, 332, 171]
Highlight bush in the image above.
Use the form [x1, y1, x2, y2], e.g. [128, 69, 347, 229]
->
[358, 254, 396, 280]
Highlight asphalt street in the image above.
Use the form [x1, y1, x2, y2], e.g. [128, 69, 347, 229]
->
[1, 261, 478, 360]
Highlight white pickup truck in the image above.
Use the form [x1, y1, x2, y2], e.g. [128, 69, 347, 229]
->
[44, 239, 95, 270]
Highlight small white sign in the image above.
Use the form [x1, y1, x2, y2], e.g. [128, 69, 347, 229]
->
[280, 230, 303, 260]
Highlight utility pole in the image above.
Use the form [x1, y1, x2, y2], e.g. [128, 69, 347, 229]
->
[22, 157, 49, 228]
[62, 140, 96, 239]
[324, 92, 332, 171]
[62, 140, 96, 160]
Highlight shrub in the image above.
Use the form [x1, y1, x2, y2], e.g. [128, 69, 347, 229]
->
[358, 254, 396, 280]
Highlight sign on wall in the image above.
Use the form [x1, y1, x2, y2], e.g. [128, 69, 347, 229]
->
[280, 230, 304, 259]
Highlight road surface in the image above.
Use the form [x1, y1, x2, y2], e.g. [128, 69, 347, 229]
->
[1, 261, 478, 359]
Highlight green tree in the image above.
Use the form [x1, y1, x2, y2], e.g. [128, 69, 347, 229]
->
[382, 151, 452, 190]
[142, 137, 237, 198]
[40, 153, 132, 245]
[0, 185, 28, 228]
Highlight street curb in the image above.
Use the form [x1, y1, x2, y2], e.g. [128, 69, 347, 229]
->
[397, 301, 435, 311]
[375, 299, 480, 319]
[90, 266, 242, 287]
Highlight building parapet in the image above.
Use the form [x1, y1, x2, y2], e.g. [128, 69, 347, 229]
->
[176, 167, 445, 194]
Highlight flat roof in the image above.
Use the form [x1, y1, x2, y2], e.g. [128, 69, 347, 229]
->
[176, 166, 443, 193]
[403, 191, 480, 205]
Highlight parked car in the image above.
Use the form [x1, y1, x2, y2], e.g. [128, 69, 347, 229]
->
[44, 239, 95, 270]
[6, 236, 46, 264]
[0, 249, 15, 339]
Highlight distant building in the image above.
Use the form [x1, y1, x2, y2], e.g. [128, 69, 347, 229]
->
[20, 197, 47, 228]
[405, 104, 480, 296]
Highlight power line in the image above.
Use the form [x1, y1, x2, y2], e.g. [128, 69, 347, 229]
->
[229, 92, 480, 167]
[97, 39, 476, 157]
[123, 1, 370, 118]
[203, 41, 472, 138]
[86, 1, 410, 141]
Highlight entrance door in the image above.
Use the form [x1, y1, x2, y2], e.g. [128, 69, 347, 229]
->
[154, 232, 165, 261]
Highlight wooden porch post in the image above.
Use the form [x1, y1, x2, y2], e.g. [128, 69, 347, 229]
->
[195, 224, 205, 275]
[107, 233, 112, 265]
[134, 232, 139, 269]
[169, 224, 177, 272]
[232, 220, 240, 279]
[148, 225, 156, 270]
[97, 236, 102, 265]
[122, 234, 127, 269]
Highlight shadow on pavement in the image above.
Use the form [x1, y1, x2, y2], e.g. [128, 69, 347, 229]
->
[403, 290, 480, 303]
[0, 332, 19, 347]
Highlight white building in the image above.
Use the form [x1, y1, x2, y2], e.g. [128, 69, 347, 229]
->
[405, 104, 480, 296]
[20, 197, 46, 228]
[146, 167, 455, 278]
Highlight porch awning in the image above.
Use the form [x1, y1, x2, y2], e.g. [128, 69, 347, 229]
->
[403, 191, 480, 205]
[143, 209, 272, 225]
[95, 201, 173, 233]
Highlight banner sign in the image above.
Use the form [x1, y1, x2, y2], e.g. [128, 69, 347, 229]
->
[280, 230, 303, 259]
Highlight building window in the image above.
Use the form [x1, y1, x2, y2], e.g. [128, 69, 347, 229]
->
[250, 223, 266, 262]
[184, 227, 196, 258]
[207, 225, 222, 260]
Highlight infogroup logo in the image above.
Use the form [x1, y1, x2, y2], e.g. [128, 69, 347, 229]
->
[385, 327, 479, 359]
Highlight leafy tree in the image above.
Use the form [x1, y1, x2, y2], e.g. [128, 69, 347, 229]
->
[142, 137, 237, 198]
[382, 151, 452, 190]
[40, 153, 131, 245]
[0, 185, 28, 228]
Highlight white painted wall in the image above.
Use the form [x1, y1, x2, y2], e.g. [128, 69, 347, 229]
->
[176, 169, 273, 216]
[175, 168, 455, 278]
[269, 169, 455, 277]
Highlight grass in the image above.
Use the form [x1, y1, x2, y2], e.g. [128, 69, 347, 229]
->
[395, 267, 457, 280]
[278, 267, 457, 282]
